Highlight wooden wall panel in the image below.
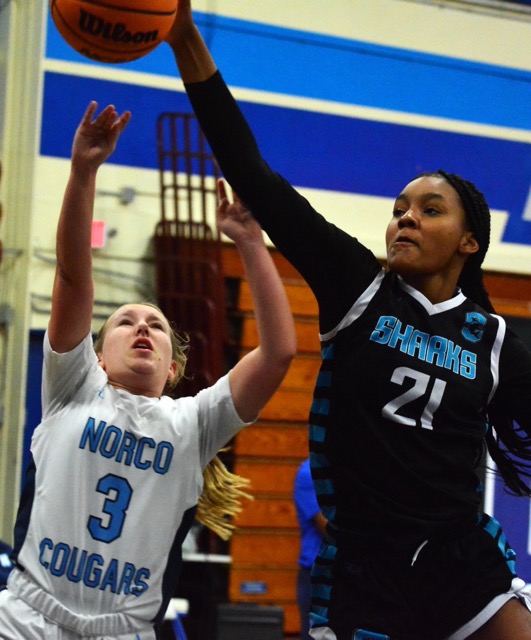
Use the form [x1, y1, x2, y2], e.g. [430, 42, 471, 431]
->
[259, 389, 313, 423]
[239, 279, 319, 317]
[282, 603, 301, 636]
[282, 356, 321, 391]
[234, 459, 300, 497]
[233, 497, 299, 529]
[235, 423, 309, 459]
[230, 531, 299, 565]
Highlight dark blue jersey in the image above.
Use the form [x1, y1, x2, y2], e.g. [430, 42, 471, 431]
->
[311, 266, 514, 539]
[186, 72, 531, 545]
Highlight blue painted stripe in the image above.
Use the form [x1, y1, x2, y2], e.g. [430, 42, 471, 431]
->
[40, 72, 531, 245]
[46, 12, 531, 130]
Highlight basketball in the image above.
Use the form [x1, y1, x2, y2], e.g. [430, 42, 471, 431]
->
[50, 0, 178, 64]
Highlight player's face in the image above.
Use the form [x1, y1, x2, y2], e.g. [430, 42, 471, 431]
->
[385, 176, 478, 283]
[97, 304, 177, 397]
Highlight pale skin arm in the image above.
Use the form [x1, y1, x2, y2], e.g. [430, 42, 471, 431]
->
[48, 102, 131, 353]
[217, 180, 297, 423]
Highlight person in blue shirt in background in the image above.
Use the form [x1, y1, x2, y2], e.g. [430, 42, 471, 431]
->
[0, 541, 13, 590]
[295, 459, 328, 640]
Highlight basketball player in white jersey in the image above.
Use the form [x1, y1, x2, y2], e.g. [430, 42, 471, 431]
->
[0, 101, 296, 639]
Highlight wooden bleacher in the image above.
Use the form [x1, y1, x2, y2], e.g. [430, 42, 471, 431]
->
[221, 244, 318, 635]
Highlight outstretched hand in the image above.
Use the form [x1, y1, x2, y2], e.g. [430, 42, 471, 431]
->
[165, 0, 193, 48]
[216, 179, 263, 245]
[71, 101, 131, 171]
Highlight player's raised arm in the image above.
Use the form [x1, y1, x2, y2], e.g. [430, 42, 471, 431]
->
[216, 180, 296, 422]
[48, 102, 131, 353]
[165, 0, 217, 83]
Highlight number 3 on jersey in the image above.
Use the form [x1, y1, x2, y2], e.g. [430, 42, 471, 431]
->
[88, 474, 133, 543]
[382, 366, 447, 430]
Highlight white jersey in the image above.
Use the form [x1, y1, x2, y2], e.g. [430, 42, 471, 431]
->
[10, 331, 246, 634]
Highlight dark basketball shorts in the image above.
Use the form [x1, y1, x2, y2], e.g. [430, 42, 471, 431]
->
[309, 514, 531, 640]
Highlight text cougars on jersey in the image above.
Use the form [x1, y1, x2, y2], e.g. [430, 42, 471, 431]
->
[370, 316, 476, 379]
[79, 417, 174, 474]
[39, 537, 149, 596]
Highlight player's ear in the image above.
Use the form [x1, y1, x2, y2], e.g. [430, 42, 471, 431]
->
[167, 360, 178, 384]
[460, 231, 479, 256]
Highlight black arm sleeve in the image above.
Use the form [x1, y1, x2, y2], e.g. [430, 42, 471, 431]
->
[185, 72, 381, 333]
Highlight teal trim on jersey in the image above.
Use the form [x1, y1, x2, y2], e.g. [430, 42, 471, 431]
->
[311, 398, 330, 416]
[314, 478, 334, 496]
[321, 344, 334, 361]
[311, 610, 329, 625]
[483, 514, 502, 539]
[482, 514, 517, 574]
[316, 371, 332, 387]
[312, 562, 332, 580]
[354, 630, 390, 640]
[46, 12, 531, 130]
[310, 452, 329, 468]
[310, 424, 326, 443]
[312, 563, 333, 580]
[320, 544, 337, 561]
[313, 583, 333, 599]
[323, 505, 337, 520]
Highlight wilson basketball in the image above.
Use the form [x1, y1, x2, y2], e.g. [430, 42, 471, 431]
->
[50, 0, 178, 64]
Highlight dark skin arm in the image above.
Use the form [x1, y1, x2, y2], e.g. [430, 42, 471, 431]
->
[165, 0, 217, 83]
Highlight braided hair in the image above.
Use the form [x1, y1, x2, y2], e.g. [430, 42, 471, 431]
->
[415, 172, 531, 496]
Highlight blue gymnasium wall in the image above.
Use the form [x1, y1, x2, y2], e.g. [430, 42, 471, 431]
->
[43, 12, 531, 244]
[40, 8, 531, 580]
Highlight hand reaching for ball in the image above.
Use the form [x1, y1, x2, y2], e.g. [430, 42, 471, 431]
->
[71, 102, 131, 171]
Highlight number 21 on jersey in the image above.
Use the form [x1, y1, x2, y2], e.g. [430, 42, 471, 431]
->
[382, 366, 447, 430]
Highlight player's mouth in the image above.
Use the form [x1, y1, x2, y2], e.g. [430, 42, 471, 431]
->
[133, 338, 153, 351]
[393, 234, 418, 248]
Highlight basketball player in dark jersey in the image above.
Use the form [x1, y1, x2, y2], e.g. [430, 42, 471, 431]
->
[164, 3, 531, 638]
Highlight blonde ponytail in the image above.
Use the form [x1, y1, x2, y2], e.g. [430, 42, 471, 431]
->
[196, 451, 253, 540]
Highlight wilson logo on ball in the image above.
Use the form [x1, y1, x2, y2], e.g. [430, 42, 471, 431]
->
[79, 10, 159, 44]
[50, 0, 178, 64]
